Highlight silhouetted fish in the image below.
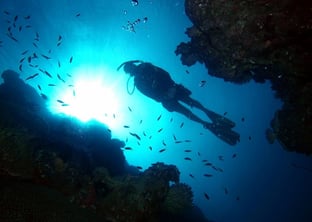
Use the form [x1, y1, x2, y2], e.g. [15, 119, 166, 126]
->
[128, 106, 132, 112]
[25, 73, 39, 80]
[159, 148, 166, 153]
[184, 157, 192, 161]
[189, 174, 194, 179]
[184, 149, 192, 152]
[69, 56, 73, 63]
[232, 153, 237, 158]
[44, 71, 52, 78]
[21, 50, 28, 55]
[57, 99, 64, 104]
[123, 125, 130, 128]
[157, 114, 162, 121]
[124, 147, 132, 150]
[48, 84, 56, 86]
[40, 93, 48, 100]
[37, 85, 41, 91]
[129, 132, 141, 140]
[204, 192, 210, 200]
[203, 174, 213, 177]
[41, 54, 51, 59]
[157, 128, 163, 133]
[180, 122, 184, 128]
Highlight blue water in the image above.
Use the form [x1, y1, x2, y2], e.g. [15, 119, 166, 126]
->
[1, 0, 311, 221]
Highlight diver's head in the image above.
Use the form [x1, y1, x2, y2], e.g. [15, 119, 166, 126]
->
[123, 62, 137, 76]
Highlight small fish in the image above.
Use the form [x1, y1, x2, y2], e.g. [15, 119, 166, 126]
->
[76, 13, 81, 17]
[184, 149, 192, 152]
[136, 166, 143, 170]
[58, 35, 62, 41]
[37, 85, 41, 91]
[198, 152, 201, 156]
[24, 15, 31, 19]
[157, 114, 162, 121]
[41, 54, 51, 59]
[180, 122, 184, 128]
[69, 56, 73, 63]
[232, 153, 237, 158]
[157, 128, 163, 133]
[139, 120, 143, 124]
[66, 73, 72, 77]
[162, 140, 166, 146]
[170, 117, 173, 122]
[143, 131, 147, 136]
[18, 64, 23, 72]
[128, 106, 132, 112]
[19, 57, 25, 63]
[44, 71, 52, 78]
[223, 112, 228, 116]
[18, 25, 22, 32]
[123, 125, 130, 128]
[218, 156, 224, 161]
[199, 80, 207, 87]
[185, 70, 189, 74]
[241, 117, 245, 122]
[248, 136, 251, 140]
[61, 103, 69, 107]
[189, 174, 194, 179]
[33, 53, 38, 58]
[25, 73, 39, 80]
[204, 162, 212, 166]
[173, 134, 177, 141]
[175, 140, 183, 144]
[57, 99, 64, 104]
[48, 84, 56, 86]
[184, 139, 192, 143]
[113, 114, 116, 118]
[159, 148, 166, 153]
[202, 159, 208, 162]
[21, 50, 28, 55]
[72, 90, 76, 96]
[68, 84, 74, 87]
[33, 42, 38, 48]
[124, 147, 132, 150]
[184, 157, 192, 161]
[3, 11, 10, 15]
[57, 42, 62, 47]
[7, 34, 18, 42]
[129, 132, 141, 140]
[57, 74, 65, 82]
[40, 93, 48, 100]
[204, 192, 210, 200]
[58, 60, 61, 67]
[27, 56, 32, 63]
[203, 174, 213, 177]
[148, 146, 152, 151]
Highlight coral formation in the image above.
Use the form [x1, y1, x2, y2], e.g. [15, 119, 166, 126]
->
[0, 70, 208, 222]
[176, 0, 312, 154]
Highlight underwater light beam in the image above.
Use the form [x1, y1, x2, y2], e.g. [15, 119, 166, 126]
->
[51, 66, 126, 131]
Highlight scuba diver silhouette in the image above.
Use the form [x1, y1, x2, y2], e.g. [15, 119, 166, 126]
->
[117, 60, 240, 145]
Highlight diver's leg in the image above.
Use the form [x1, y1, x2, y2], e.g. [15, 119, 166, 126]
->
[162, 101, 208, 126]
[181, 96, 235, 128]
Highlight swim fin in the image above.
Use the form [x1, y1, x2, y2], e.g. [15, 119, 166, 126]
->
[205, 110, 236, 128]
[204, 122, 240, 146]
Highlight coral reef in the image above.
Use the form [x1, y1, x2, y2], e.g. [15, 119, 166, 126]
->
[162, 183, 194, 214]
[176, 0, 312, 154]
[0, 69, 208, 221]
